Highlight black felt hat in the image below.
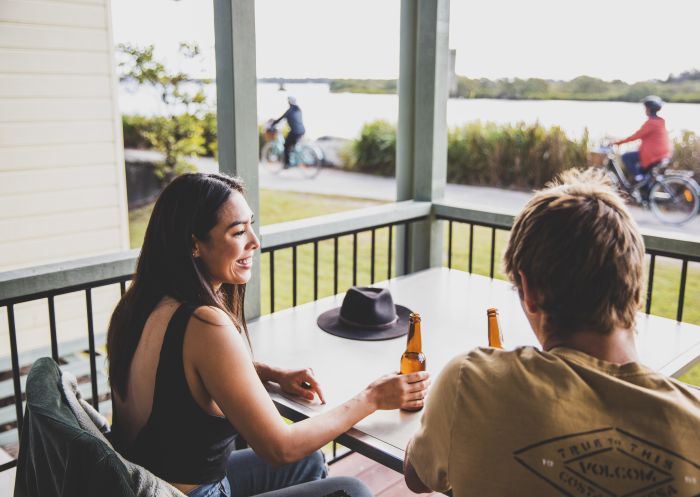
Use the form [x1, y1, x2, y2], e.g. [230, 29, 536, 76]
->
[316, 287, 412, 340]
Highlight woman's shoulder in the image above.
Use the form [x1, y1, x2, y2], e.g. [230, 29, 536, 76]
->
[189, 304, 235, 328]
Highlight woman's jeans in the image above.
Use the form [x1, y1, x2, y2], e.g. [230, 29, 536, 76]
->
[187, 449, 373, 497]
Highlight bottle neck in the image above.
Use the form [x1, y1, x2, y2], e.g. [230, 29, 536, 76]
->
[406, 321, 422, 353]
[488, 314, 503, 347]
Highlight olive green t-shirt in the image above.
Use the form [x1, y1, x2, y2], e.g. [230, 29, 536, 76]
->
[408, 346, 700, 497]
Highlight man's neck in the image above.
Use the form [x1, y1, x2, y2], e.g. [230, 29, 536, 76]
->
[542, 327, 638, 365]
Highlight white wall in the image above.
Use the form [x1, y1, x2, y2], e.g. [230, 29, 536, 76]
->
[0, 0, 129, 271]
[0, 0, 128, 374]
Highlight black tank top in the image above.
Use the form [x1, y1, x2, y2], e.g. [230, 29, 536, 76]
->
[115, 303, 237, 484]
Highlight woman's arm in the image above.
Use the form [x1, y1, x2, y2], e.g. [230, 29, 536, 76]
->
[188, 307, 428, 466]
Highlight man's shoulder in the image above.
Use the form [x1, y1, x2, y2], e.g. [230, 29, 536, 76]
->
[444, 346, 561, 384]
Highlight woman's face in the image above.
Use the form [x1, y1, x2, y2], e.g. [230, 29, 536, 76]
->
[194, 191, 260, 289]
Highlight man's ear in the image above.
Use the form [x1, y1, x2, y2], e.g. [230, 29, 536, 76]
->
[519, 270, 540, 315]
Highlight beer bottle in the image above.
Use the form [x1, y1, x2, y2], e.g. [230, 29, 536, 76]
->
[400, 313, 426, 412]
[487, 307, 504, 349]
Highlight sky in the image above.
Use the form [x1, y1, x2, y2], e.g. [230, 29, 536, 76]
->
[111, 0, 700, 83]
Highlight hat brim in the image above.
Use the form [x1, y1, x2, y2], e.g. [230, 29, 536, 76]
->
[316, 304, 412, 341]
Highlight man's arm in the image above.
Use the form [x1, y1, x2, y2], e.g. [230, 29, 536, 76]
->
[404, 442, 432, 493]
[271, 109, 289, 126]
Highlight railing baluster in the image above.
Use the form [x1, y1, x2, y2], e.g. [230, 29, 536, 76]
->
[447, 220, 453, 269]
[677, 259, 688, 322]
[292, 246, 297, 307]
[48, 295, 59, 362]
[370, 229, 376, 284]
[645, 254, 656, 314]
[85, 289, 99, 410]
[7, 304, 23, 435]
[403, 222, 409, 275]
[120, 280, 126, 296]
[333, 237, 339, 295]
[490, 228, 496, 279]
[468, 224, 474, 274]
[388, 225, 393, 279]
[313, 241, 319, 301]
[269, 251, 275, 313]
[352, 233, 357, 286]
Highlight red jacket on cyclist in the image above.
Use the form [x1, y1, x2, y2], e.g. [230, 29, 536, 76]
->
[613, 95, 672, 178]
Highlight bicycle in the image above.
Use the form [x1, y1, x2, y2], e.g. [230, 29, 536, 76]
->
[597, 145, 700, 225]
[260, 122, 323, 179]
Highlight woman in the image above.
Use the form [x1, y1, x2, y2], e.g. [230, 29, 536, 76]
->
[612, 95, 672, 181]
[107, 173, 429, 497]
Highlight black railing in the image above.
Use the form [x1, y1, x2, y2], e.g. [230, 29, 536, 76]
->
[1, 204, 697, 475]
[0, 274, 131, 472]
[438, 216, 700, 322]
[262, 219, 425, 314]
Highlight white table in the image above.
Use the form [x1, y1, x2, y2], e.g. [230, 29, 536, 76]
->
[247, 268, 700, 472]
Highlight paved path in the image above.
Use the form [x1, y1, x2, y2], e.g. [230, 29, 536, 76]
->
[257, 165, 700, 236]
[124, 149, 700, 236]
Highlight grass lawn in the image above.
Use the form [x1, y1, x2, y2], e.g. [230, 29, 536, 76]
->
[129, 190, 700, 385]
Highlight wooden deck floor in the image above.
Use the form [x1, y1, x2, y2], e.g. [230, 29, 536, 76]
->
[329, 452, 440, 496]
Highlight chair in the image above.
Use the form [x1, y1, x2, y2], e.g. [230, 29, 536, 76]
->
[14, 358, 185, 497]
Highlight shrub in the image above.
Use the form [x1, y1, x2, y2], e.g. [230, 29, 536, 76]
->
[122, 115, 152, 149]
[345, 120, 396, 176]
[673, 130, 700, 175]
[346, 120, 590, 189]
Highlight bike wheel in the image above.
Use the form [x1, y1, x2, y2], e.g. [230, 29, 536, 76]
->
[648, 177, 700, 225]
[261, 141, 284, 174]
[297, 145, 322, 179]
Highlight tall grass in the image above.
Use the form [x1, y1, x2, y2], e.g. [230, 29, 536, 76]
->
[344, 120, 700, 189]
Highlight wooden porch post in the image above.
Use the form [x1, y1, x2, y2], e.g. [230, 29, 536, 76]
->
[214, 0, 261, 318]
[396, 0, 450, 276]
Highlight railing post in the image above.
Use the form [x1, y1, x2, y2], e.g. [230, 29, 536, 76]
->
[214, 0, 261, 319]
[396, 0, 450, 275]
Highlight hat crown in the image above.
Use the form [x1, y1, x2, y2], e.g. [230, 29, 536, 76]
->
[340, 287, 397, 327]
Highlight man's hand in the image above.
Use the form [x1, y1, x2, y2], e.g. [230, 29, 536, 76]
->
[277, 367, 326, 404]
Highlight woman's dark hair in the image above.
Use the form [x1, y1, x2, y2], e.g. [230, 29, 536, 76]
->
[107, 172, 248, 398]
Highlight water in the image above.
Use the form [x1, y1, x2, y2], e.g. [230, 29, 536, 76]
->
[118, 82, 700, 142]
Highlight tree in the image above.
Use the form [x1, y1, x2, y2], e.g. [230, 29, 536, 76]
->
[118, 43, 212, 180]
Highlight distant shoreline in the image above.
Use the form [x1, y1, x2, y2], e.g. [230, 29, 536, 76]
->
[256, 74, 700, 104]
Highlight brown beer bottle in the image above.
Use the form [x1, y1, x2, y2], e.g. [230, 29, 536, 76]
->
[487, 307, 504, 349]
[400, 313, 426, 412]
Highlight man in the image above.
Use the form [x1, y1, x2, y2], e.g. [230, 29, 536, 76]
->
[271, 95, 306, 168]
[404, 169, 700, 497]
[612, 95, 672, 182]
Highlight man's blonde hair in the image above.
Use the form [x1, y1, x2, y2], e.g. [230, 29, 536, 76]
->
[504, 168, 645, 336]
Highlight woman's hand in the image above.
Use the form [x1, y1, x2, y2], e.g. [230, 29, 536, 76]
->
[364, 371, 430, 411]
[277, 367, 326, 404]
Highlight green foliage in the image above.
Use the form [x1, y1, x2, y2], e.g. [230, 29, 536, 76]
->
[447, 122, 589, 189]
[345, 120, 397, 176]
[122, 115, 152, 149]
[673, 130, 700, 175]
[330, 79, 397, 94]
[118, 43, 212, 180]
[345, 120, 590, 188]
[346, 120, 700, 189]
[328, 71, 700, 102]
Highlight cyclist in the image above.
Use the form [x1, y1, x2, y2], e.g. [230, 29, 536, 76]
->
[271, 96, 306, 168]
[611, 95, 672, 182]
